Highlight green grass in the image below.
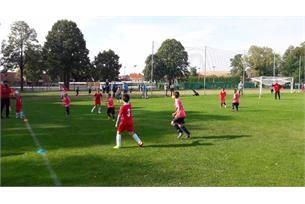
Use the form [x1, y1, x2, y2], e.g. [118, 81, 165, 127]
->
[1, 91, 304, 186]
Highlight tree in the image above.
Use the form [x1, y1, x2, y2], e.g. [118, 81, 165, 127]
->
[0, 21, 38, 91]
[280, 43, 305, 81]
[189, 67, 198, 76]
[247, 45, 281, 77]
[91, 50, 121, 81]
[143, 54, 165, 82]
[154, 39, 189, 83]
[230, 54, 244, 76]
[24, 44, 44, 85]
[43, 20, 90, 89]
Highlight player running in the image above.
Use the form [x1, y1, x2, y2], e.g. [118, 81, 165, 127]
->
[63, 92, 71, 116]
[113, 94, 143, 149]
[91, 89, 102, 114]
[171, 91, 191, 139]
[107, 93, 115, 121]
[220, 88, 227, 108]
[232, 89, 240, 112]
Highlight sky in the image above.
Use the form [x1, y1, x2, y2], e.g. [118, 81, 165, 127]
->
[0, 16, 304, 74]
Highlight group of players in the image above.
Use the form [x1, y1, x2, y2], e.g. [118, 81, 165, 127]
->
[60, 86, 191, 148]
[2, 79, 246, 149]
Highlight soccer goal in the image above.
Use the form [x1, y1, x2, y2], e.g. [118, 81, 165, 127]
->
[251, 76, 294, 97]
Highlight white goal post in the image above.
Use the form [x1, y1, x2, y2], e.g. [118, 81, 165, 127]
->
[251, 76, 294, 97]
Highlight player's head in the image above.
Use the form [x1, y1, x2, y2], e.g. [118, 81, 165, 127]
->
[97, 89, 100, 93]
[3, 80, 8, 86]
[173, 91, 180, 99]
[222, 87, 225, 91]
[108, 93, 111, 98]
[122, 93, 130, 103]
[64, 92, 68, 97]
[234, 88, 237, 93]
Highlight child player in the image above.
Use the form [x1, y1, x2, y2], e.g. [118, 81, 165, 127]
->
[107, 93, 115, 121]
[63, 92, 71, 116]
[113, 94, 143, 149]
[171, 91, 191, 139]
[15, 91, 24, 119]
[232, 88, 240, 112]
[220, 88, 227, 108]
[91, 89, 102, 114]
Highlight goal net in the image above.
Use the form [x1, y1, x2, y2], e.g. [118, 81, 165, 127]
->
[251, 76, 294, 97]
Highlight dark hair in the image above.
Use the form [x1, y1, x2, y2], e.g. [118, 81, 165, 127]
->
[122, 93, 130, 102]
[174, 91, 180, 98]
[108, 93, 112, 97]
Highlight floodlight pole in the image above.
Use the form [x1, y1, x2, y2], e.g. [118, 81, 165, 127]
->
[151, 41, 154, 96]
[204, 46, 207, 95]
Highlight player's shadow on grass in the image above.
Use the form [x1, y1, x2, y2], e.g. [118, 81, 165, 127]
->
[191, 134, 251, 141]
[123, 140, 214, 149]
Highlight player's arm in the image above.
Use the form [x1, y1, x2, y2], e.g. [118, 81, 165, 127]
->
[115, 114, 120, 128]
[172, 107, 178, 118]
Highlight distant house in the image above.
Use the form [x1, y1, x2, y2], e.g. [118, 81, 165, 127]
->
[0, 72, 19, 85]
[128, 73, 144, 82]
[0, 71, 51, 86]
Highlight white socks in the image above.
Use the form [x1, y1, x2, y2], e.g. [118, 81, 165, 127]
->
[116, 134, 122, 147]
[91, 106, 95, 112]
[132, 133, 142, 145]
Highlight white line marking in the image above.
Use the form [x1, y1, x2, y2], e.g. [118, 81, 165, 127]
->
[24, 120, 61, 186]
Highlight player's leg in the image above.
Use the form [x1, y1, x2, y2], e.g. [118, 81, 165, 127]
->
[232, 103, 235, 111]
[107, 108, 111, 119]
[114, 130, 122, 149]
[91, 105, 96, 112]
[129, 130, 143, 147]
[236, 103, 239, 111]
[111, 108, 115, 120]
[278, 91, 280, 100]
[1, 98, 5, 118]
[179, 118, 191, 138]
[66, 106, 70, 116]
[5, 98, 10, 118]
[97, 104, 101, 113]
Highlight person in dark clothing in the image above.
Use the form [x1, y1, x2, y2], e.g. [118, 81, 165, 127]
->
[1, 80, 12, 119]
[76, 86, 80, 96]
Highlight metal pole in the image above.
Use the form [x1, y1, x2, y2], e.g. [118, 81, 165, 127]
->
[151, 41, 154, 96]
[242, 50, 246, 95]
[299, 55, 301, 90]
[273, 52, 276, 77]
[204, 46, 207, 95]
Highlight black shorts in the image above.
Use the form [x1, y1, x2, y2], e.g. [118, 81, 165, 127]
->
[107, 107, 115, 115]
[173, 117, 185, 124]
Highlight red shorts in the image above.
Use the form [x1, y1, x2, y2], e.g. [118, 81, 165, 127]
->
[95, 101, 101, 105]
[221, 99, 225, 103]
[118, 121, 134, 133]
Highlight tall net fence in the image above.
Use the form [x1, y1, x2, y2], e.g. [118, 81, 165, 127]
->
[152, 41, 246, 89]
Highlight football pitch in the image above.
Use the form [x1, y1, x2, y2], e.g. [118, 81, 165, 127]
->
[1, 91, 304, 186]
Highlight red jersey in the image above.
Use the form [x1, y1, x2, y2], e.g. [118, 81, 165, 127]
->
[107, 97, 114, 108]
[273, 83, 281, 92]
[16, 96, 22, 112]
[63, 96, 70, 107]
[0, 84, 11, 98]
[220, 90, 226, 101]
[175, 98, 186, 118]
[119, 103, 133, 124]
[233, 93, 240, 103]
[94, 93, 102, 104]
